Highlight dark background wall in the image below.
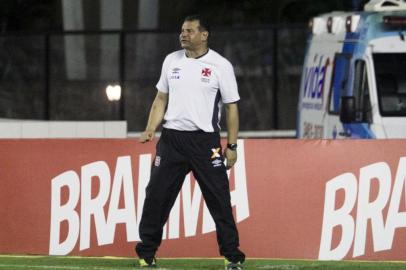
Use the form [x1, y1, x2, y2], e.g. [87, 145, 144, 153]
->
[0, 0, 369, 131]
[0, 0, 368, 32]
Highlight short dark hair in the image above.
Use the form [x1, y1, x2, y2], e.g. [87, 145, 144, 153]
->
[184, 14, 210, 33]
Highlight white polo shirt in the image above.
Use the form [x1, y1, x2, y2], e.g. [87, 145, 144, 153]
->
[156, 49, 240, 132]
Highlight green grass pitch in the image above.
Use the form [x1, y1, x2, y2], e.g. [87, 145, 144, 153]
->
[0, 255, 405, 270]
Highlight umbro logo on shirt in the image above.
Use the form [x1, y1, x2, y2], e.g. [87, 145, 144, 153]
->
[170, 67, 181, 79]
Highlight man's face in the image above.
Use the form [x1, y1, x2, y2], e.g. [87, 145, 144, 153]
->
[179, 20, 208, 50]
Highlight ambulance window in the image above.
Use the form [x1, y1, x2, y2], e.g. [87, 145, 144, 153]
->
[329, 54, 351, 114]
[373, 53, 406, 116]
[353, 60, 372, 123]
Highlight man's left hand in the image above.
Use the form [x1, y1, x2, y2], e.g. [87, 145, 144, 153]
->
[224, 148, 237, 169]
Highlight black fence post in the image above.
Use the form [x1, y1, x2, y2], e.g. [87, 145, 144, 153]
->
[272, 26, 279, 129]
[44, 33, 50, 120]
[119, 31, 126, 121]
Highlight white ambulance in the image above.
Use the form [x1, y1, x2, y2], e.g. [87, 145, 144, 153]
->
[297, 0, 406, 138]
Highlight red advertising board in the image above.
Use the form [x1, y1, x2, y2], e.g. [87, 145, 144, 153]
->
[0, 139, 405, 261]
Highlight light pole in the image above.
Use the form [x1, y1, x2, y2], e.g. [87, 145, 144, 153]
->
[106, 84, 121, 120]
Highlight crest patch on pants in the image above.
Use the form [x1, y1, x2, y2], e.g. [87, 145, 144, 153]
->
[211, 148, 221, 159]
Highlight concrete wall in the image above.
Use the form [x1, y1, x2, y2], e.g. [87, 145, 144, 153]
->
[0, 119, 127, 138]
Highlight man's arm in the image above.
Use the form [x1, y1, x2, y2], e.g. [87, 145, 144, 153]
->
[224, 102, 239, 169]
[139, 91, 168, 143]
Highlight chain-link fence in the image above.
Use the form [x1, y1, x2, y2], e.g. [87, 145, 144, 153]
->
[0, 26, 307, 131]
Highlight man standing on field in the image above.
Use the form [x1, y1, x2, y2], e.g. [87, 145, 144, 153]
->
[135, 14, 245, 270]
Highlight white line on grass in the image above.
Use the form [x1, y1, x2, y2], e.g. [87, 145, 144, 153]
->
[0, 264, 82, 269]
[0, 264, 169, 270]
[257, 265, 299, 270]
[0, 264, 137, 270]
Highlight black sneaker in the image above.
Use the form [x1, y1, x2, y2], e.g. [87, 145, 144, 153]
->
[225, 259, 243, 270]
[139, 257, 157, 268]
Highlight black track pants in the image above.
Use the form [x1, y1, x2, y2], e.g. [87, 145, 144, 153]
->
[135, 128, 245, 263]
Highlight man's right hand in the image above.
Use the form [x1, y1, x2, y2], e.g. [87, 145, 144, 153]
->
[139, 130, 155, 143]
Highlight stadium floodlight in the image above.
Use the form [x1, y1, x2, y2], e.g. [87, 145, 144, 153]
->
[106, 84, 122, 101]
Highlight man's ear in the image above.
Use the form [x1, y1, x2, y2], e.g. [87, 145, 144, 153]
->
[202, 31, 209, 41]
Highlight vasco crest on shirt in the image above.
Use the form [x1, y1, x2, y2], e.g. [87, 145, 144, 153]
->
[201, 67, 211, 83]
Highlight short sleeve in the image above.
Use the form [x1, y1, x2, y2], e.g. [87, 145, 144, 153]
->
[156, 55, 171, 93]
[218, 60, 240, 103]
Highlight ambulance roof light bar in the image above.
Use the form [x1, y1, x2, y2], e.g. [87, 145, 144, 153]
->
[310, 17, 326, 35]
[346, 15, 361, 32]
[310, 14, 348, 35]
[327, 17, 333, 33]
[364, 0, 406, 11]
[383, 15, 406, 26]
